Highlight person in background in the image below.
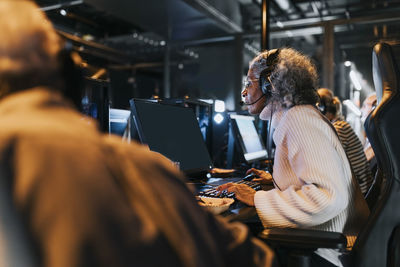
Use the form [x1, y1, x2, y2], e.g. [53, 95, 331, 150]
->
[218, 47, 369, 267]
[0, 1, 277, 267]
[317, 88, 373, 196]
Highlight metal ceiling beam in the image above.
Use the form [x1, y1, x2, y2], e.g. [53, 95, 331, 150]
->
[270, 0, 286, 18]
[40, 0, 84, 11]
[340, 39, 400, 50]
[287, 0, 304, 18]
[56, 30, 131, 63]
[171, 24, 353, 47]
[244, 23, 349, 39]
[182, 0, 243, 33]
[269, 11, 400, 31]
[171, 36, 235, 46]
[58, 31, 126, 56]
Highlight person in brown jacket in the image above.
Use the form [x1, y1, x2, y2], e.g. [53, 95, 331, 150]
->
[0, 1, 277, 267]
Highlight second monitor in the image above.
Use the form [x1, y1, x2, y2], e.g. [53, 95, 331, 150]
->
[227, 114, 268, 168]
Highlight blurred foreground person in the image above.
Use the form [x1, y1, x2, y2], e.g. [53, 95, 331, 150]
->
[317, 88, 373, 195]
[219, 48, 369, 267]
[0, 1, 276, 267]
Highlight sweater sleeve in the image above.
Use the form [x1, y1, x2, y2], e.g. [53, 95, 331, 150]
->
[254, 108, 350, 228]
[333, 120, 353, 151]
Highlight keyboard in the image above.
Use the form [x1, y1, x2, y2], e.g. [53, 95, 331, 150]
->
[197, 175, 262, 198]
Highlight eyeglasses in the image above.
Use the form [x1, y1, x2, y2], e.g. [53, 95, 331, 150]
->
[243, 78, 258, 89]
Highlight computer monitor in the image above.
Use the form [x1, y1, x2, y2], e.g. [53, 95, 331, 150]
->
[229, 114, 268, 163]
[159, 98, 213, 154]
[109, 108, 131, 138]
[130, 99, 213, 176]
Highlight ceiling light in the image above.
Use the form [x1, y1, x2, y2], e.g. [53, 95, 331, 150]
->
[60, 9, 67, 16]
[214, 100, 225, 113]
[82, 34, 94, 41]
[213, 113, 224, 124]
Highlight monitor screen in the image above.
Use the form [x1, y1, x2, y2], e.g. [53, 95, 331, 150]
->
[130, 99, 213, 175]
[230, 114, 268, 163]
[109, 108, 131, 137]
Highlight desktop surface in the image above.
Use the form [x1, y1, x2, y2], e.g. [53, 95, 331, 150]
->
[189, 174, 273, 227]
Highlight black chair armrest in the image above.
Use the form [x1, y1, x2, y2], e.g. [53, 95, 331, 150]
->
[259, 228, 347, 250]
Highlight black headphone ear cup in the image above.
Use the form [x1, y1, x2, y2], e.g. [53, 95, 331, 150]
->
[257, 48, 280, 99]
[261, 76, 270, 95]
[259, 69, 272, 97]
[318, 96, 327, 114]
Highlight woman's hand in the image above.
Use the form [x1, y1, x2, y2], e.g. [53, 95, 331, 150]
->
[246, 168, 273, 185]
[217, 183, 256, 206]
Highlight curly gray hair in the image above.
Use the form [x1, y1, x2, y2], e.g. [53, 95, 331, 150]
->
[250, 47, 319, 108]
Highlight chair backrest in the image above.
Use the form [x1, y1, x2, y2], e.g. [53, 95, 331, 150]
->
[351, 42, 400, 267]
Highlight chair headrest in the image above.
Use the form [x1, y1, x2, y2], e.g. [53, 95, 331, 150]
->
[372, 42, 400, 104]
[368, 42, 400, 178]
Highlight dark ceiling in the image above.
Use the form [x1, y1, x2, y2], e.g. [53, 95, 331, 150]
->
[35, 0, 400, 98]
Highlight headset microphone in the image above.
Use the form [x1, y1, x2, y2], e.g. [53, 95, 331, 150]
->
[239, 94, 266, 106]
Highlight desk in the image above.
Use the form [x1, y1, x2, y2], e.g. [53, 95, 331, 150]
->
[189, 177, 273, 235]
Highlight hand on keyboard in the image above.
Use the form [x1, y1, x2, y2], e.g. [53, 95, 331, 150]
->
[217, 183, 256, 206]
[245, 168, 273, 185]
[198, 179, 261, 200]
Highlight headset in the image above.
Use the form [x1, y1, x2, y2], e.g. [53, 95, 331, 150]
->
[258, 48, 280, 98]
[240, 48, 280, 107]
[317, 95, 327, 114]
[317, 93, 338, 115]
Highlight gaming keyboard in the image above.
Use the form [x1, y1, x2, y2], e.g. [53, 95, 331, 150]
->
[197, 174, 262, 198]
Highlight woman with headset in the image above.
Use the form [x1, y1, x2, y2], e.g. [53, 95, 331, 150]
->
[218, 48, 369, 267]
[317, 88, 373, 196]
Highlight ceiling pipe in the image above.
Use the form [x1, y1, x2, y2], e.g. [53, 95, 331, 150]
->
[56, 30, 131, 64]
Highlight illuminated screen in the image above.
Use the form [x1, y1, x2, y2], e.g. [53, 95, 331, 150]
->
[130, 99, 213, 175]
[230, 114, 268, 162]
[109, 108, 130, 137]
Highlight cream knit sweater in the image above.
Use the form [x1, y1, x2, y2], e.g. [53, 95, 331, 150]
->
[255, 105, 369, 266]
